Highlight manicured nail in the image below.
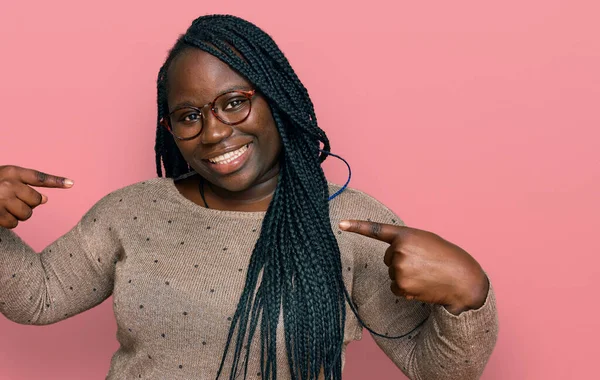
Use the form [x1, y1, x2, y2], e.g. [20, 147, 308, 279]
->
[64, 179, 74, 187]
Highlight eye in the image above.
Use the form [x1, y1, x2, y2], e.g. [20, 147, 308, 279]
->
[183, 113, 200, 122]
[223, 98, 249, 111]
[176, 110, 201, 124]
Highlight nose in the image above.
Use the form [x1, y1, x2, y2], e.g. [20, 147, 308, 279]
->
[199, 108, 233, 145]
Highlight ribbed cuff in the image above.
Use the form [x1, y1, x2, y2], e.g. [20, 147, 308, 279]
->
[431, 278, 498, 339]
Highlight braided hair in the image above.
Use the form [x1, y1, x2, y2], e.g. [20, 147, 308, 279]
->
[155, 14, 354, 380]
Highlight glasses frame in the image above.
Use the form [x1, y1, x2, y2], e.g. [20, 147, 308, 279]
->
[160, 89, 256, 141]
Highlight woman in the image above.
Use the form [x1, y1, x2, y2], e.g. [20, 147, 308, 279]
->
[0, 15, 498, 379]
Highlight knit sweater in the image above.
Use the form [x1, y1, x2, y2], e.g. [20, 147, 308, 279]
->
[0, 178, 498, 380]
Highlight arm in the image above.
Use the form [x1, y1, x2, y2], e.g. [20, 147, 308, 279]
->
[336, 191, 498, 379]
[0, 166, 122, 325]
[353, 258, 498, 379]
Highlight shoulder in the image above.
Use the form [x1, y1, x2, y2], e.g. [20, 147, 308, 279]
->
[80, 177, 178, 220]
[94, 177, 174, 203]
[327, 183, 404, 226]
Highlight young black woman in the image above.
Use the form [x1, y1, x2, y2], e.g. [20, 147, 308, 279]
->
[0, 14, 498, 380]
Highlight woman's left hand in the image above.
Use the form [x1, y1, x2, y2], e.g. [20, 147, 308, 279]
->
[339, 220, 489, 315]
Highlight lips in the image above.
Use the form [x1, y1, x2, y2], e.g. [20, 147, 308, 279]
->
[207, 144, 249, 164]
[204, 142, 253, 175]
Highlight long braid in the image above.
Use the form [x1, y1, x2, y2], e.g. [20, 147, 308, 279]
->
[155, 43, 193, 178]
[155, 15, 347, 380]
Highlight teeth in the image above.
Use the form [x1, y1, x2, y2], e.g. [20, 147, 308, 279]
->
[209, 144, 248, 164]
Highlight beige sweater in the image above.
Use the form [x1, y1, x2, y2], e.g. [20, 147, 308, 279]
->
[0, 178, 498, 379]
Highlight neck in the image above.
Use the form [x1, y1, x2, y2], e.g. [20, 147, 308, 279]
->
[204, 166, 280, 212]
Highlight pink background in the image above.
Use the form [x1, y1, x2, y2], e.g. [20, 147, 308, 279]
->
[1, 1, 598, 379]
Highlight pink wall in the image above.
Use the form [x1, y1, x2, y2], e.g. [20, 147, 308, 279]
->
[1, 1, 598, 379]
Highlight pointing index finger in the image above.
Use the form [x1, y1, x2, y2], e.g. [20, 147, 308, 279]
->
[19, 168, 74, 188]
[339, 220, 403, 244]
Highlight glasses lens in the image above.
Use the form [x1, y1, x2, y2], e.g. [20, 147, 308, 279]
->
[167, 91, 252, 140]
[169, 108, 202, 139]
[214, 91, 252, 124]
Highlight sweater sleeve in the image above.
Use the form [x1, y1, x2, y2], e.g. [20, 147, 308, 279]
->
[337, 189, 498, 380]
[0, 193, 123, 325]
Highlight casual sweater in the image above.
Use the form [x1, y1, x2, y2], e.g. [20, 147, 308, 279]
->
[0, 178, 498, 379]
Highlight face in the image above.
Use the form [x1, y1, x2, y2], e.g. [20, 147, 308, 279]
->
[166, 48, 282, 193]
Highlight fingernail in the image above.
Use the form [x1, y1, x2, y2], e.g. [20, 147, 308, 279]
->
[63, 179, 74, 187]
[41, 194, 48, 204]
[339, 220, 351, 230]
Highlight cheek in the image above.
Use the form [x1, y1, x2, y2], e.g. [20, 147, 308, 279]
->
[258, 121, 282, 160]
[174, 140, 196, 162]
[253, 105, 282, 151]
[262, 117, 280, 145]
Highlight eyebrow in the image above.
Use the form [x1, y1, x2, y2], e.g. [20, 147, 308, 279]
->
[169, 85, 252, 111]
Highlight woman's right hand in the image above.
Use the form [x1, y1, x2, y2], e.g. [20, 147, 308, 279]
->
[0, 166, 73, 229]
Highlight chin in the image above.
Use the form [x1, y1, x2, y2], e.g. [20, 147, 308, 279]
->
[208, 172, 257, 193]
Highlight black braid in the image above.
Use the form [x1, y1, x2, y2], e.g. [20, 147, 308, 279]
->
[154, 15, 421, 380]
[155, 45, 193, 178]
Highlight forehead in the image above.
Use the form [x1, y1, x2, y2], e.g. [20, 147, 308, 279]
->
[166, 48, 251, 104]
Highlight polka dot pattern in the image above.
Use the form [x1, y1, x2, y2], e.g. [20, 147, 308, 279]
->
[0, 180, 496, 378]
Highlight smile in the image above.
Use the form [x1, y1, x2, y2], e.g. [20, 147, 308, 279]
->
[204, 143, 253, 176]
[208, 144, 249, 164]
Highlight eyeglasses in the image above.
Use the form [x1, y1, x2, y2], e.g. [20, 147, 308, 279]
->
[161, 89, 256, 141]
